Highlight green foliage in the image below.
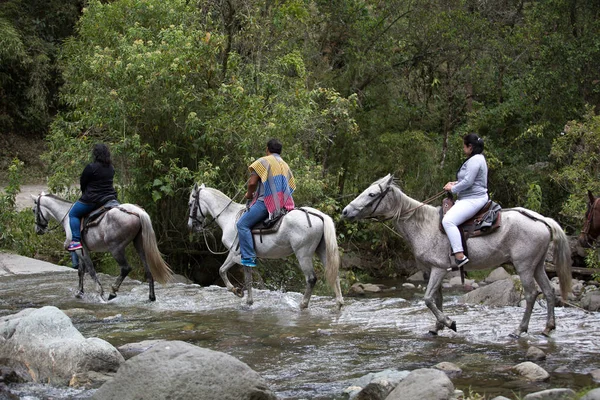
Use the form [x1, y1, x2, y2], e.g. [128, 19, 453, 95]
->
[524, 183, 543, 213]
[550, 109, 600, 231]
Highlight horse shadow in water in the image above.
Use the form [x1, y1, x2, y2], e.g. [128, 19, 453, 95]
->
[187, 183, 344, 310]
[32, 193, 173, 301]
[342, 175, 572, 337]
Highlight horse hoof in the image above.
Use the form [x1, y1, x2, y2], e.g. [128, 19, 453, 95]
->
[75, 292, 84, 299]
[108, 294, 116, 301]
[450, 321, 457, 332]
[233, 287, 244, 298]
[508, 332, 520, 339]
[541, 329, 552, 337]
[149, 296, 156, 302]
[427, 330, 439, 337]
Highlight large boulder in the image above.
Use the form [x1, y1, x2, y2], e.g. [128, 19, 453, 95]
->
[384, 368, 454, 400]
[460, 278, 521, 306]
[0, 306, 123, 385]
[92, 340, 276, 400]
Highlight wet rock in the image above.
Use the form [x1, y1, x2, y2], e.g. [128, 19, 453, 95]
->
[348, 283, 384, 295]
[485, 267, 511, 283]
[460, 278, 520, 307]
[490, 397, 512, 400]
[447, 276, 475, 287]
[523, 388, 576, 399]
[117, 339, 166, 360]
[385, 368, 454, 400]
[345, 369, 410, 399]
[512, 362, 550, 381]
[92, 340, 276, 400]
[433, 362, 462, 377]
[402, 283, 415, 289]
[526, 346, 546, 361]
[589, 369, 600, 382]
[580, 290, 600, 312]
[407, 271, 426, 282]
[0, 306, 123, 385]
[580, 388, 600, 400]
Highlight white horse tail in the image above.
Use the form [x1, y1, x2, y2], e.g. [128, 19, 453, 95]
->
[318, 211, 344, 308]
[545, 217, 572, 301]
[135, 207, 173, 285]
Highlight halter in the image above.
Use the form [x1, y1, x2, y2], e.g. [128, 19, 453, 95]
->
[34, 194, 70, 233]
[581, 197, 600, 247]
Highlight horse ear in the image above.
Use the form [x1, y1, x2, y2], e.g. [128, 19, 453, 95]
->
[386, 174, 395, 186]
[200, 183, 206, 189]
[193, 183, 198, 192]
[588, 190, 595, 204]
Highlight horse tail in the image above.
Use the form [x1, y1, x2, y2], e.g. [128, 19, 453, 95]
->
[319, 212, 344, 308]
[545, 217, 572, 301]
[136, 207, 173, 285]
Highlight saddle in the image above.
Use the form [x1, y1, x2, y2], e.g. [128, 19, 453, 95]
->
[439, 194, 502, 254]
[82, 199, 121, 230]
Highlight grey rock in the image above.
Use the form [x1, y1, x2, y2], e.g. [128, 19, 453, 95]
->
[523, 388, 576, 399]
[92, 340, 276, 400]
[0, 306, 123, 385]
[385, 368, 454, 400]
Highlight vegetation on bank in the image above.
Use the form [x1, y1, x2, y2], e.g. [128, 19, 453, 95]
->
[2, 0, 600, 285]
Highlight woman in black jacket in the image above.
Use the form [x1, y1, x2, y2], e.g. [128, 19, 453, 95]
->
[67, 143, 118, 251]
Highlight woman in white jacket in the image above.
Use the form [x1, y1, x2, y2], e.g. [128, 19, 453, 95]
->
[442, 133, 489, 267]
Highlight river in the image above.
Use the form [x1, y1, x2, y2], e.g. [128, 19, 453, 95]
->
[1, 269, 599, 399]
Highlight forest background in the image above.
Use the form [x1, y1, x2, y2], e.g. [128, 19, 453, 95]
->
[1, 0, 600, 291]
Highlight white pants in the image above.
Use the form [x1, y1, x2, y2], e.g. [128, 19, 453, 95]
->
[442, 196, 489, 254]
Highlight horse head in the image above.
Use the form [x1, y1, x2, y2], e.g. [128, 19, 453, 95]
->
[579, 190, 600, 247]
[187, 183, 207, 232]
[341, 174, 396, 221]
[31, 192, 49, 235]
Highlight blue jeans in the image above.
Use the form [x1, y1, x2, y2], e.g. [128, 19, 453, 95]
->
[69, 200, 97, 242]
[236, 200, 268, 259]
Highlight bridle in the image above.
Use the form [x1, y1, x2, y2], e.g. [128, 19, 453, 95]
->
[581, 197, 600, 247]
[361, 180, 446, 221]
[34, 194, 69, 233]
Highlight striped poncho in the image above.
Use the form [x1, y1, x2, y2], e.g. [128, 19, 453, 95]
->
[249, 154, 296, 215]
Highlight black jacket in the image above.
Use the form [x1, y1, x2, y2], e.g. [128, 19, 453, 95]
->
[79, 162, 118, 206]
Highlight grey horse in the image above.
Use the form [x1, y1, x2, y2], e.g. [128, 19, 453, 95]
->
[342, 175, 572, 337]
[187, 183, 344, 310]
[33, 193, 173, 301]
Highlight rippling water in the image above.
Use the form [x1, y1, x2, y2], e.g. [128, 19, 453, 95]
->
[1, 270, 599, 399]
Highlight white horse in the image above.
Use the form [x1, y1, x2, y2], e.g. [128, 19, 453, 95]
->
[32, 193, 173, 301]
[341, 175, 572, 337]
[187, 183, 344, 310]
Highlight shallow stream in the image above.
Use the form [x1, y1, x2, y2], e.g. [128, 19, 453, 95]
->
[1, 270, 599, 399]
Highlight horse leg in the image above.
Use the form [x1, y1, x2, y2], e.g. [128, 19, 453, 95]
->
[107, 248, 132, 301]
[79, 249, 105, 301]
[534, 262, 556, 336]
[133, 235, 156, 302]
[423, 267, 456, 333]
[244, 266, 254, 306]
[297, 256, 317, 310]
[219, 253, 244, 297]
[429, 286, 446, 335]
[76, 250, 85, 298]
[512, 265, 540, 338]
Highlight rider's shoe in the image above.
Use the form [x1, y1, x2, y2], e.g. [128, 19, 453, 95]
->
[67, 241, 83, 251]
[455, 256, 469, 268]
[241, 257, 257, 267]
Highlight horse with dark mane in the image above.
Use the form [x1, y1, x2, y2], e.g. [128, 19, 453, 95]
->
[342, 175, 572, 337]
[579, 190, 600, 248]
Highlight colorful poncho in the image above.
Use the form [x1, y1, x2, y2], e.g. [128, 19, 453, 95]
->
[249, 154, 296, 215]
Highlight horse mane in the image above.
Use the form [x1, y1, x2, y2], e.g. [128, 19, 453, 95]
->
[388, 181, 438, 228]
[43, 193, 73, 204]
[204, 186, 242, 205]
